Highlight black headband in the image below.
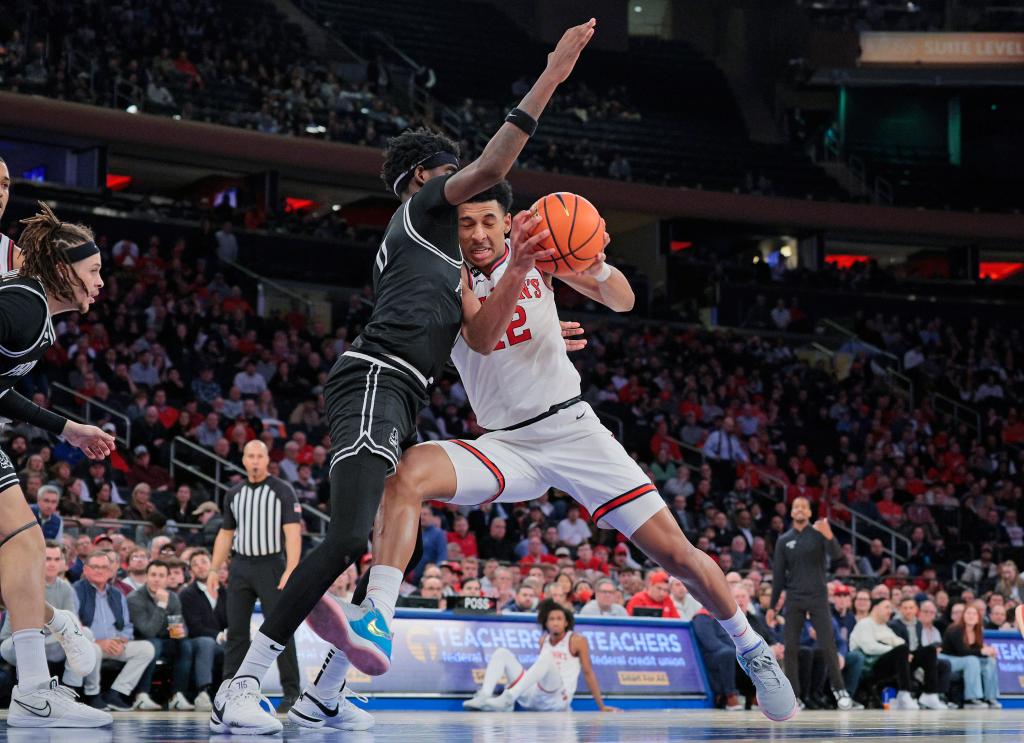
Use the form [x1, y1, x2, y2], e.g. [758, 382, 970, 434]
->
[392, 151, 459, 197]
[63, 240, 100, 263]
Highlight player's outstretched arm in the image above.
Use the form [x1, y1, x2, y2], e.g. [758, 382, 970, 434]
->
[573, 634, 621, 712]
[461, 211, 552, 353]
[556, 224, 634, 312]
[443, 19, 596, 206]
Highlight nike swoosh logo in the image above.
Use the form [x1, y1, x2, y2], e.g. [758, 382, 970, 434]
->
[212, 701, 226, 722]
[15, 699, 52, 717]
[366, 618, 392, 640]
[270, 644, 285, 652]
[302, 693, 339, 717]
[575, 411, 585, 420]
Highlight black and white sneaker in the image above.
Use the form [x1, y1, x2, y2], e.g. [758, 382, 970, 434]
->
[835, 689, 863, 710]
[287, 687, 374, 731]
[8, 678, 112, 728]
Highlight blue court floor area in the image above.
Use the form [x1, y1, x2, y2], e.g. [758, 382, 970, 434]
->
[1, 709, 1023, 742]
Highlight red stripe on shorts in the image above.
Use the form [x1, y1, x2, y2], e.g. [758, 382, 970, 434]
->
[592, 483, 658, 525]
[451, 439, 506, 503]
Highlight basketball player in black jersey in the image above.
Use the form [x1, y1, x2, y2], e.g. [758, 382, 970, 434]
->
[212, 18, 596, 735]
[0, 203, 116, 728]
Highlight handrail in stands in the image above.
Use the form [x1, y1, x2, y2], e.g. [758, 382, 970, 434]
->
[49, 381, 132, 448]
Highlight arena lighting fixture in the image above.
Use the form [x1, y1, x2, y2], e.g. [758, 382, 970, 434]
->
[780, 245, 793, 258]
[752, 255, 760, 264]
[633, 4, 643, 12]
[332, 204, 341, 211]
[125, 104, 139, 114]
[305, 124, 327, 134]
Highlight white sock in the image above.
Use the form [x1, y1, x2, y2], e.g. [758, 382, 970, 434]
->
[311, 647, 350, 701]
[362, 565, 403, 624]
[44, 608, 68, 636]
[719, 609, 761, 653]
[234, 631, 283, 686]
[12, 629, 50, 688]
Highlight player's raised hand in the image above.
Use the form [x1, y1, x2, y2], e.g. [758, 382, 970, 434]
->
[545, 18, 596, 83]
[509, 210, 554, 276]
[561, 320, 587, 352]
[63, 420, 116, 460]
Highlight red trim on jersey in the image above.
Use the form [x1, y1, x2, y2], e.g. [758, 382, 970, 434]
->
[451, 439, 506, 503]
[591, 483, 658, 525]
[490, 245, 510, 273]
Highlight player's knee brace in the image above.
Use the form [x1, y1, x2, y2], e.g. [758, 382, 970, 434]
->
[0, 520, 41, 551]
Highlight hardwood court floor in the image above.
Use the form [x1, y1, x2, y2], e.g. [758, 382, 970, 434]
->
[1, 708, 1022, 742]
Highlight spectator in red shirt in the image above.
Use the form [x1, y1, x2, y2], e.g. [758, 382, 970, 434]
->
[518, 535, 557, 575]
[625, 571, 680, 618]
[447, 513, 478, 558]
[574, 542, 609, 575]
[649, 419, 682, 462]
[876, 486, 904, 530]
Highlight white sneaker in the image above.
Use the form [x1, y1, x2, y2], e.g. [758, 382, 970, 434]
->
[8, 678, 113, 728]
[209, 676, 283, 735]
[987, 699, 1003, 709]
[193, 689, 213, 711]
[918, 692, 945, 710]
[964, 698, 988, 708]
[168, 691, 195, 711]
[287, 686, 374, 730]
[50, 610, 97, 677]
[480, 692, 515, 711]
[132, 691, 161, 711]
[737, 639, 799, 721]
[894, 690, 920, 710]
[462, 693, 489, 711]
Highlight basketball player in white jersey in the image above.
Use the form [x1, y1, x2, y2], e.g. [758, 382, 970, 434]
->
[298, 181, 797, 725]
[0, 157, 24, 275]
[464, 599, 619, 712]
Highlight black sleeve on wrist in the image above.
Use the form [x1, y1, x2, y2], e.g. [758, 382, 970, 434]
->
[505, 108, 538, 137]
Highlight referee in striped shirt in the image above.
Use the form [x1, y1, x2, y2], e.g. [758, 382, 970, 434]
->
[211, 440, 302, 711]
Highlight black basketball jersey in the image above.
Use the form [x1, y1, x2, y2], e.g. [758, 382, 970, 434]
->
[350, 174, 463, 384]
[0, 276, 55, 394]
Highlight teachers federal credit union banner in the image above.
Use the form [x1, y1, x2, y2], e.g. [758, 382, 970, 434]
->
[258, 610, 708, 697]
[986, 631, 1024, 697]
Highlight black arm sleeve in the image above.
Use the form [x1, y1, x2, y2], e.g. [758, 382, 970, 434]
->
[0, 390, 65, 435]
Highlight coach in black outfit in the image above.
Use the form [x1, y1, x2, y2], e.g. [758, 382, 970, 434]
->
[211, 440, 302, 710]
[769, 496, 853, 709]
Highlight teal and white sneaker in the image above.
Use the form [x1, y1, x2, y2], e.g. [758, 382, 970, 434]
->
[287, 686, 374, 730]
[306, 598, 392, 676]
[736, 640, 799, 722]
[209, 676, 282, 735]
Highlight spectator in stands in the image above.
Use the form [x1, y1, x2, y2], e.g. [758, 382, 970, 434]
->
[75, 551, 157, 711]
[962, 546, 998, 592]
[127, 445, 172, 491]
[702, 417, 747, 491]
[692, 605, 743, 710]
[164, 484, 197, 524]
[503, 584, 537, 613]
[176, 548, 224, 720]
[579, 578, 627, 617]
[193, 502, 222, 548]
[478, 517, 516, 562]
[994, 561, 1024, 603]
[625, 571, 679, 618]
[556, 503, 591, 548]
[414, 506, 448, 582]
[888, 597, 946, 709]
[32, 484, 64, 542]
[850, 598, 932, 710]
[123, 483, 159, 522]
[214, 222, 239, 265]
[941, 605, 1001, 708]
[447, 514, 478, 558]
[128, 559, 195, 710]
[574, 542, 608, 575]
[233, 360, 267, 397]
[123, 548, 151, 592]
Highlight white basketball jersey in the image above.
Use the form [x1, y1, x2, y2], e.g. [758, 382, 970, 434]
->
[0, 235, 18, 276]
[451, 241, 581, 430]
[540, 631, 581, 696]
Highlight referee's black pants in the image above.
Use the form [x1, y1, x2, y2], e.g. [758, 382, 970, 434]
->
[225, 553, 300, 698]
[783, 596, 845, 697]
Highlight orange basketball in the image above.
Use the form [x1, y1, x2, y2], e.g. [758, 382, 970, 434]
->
[528, 192, 604, 275]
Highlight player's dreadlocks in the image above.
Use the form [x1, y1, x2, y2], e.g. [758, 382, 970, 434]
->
[18, 201, 95, 303]
[465, 180, 514, 214]
[381, 127, 460, 198]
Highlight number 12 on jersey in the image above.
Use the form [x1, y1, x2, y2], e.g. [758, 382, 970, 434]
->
[494, 305, 532, 350]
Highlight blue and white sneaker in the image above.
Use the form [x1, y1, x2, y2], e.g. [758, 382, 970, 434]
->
[287, 686, 374, 730]
[736, 640, 799, 722]
[306, 598, 392, 676]
[209, 676, 282, 735]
